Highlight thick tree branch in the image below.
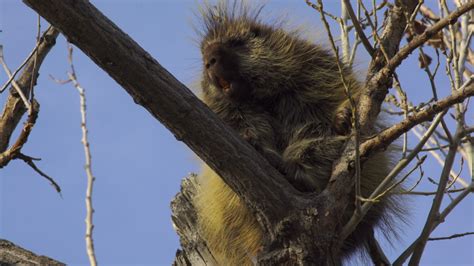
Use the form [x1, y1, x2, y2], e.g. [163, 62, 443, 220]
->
[22, 0, 295, 237]
[0, 239, 65, 265]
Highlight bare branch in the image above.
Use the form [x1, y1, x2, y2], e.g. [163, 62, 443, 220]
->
[16, 153, 61, 194]
[360, 1, 472, 131]
[0, 26, 59, 152]
[67, 45, 98, 266]
[394, 182, 474, 265]
[342, 0, 375, 56]
[362, 76, 474, 157]
[341, 110, 446, 240]
[0, 101, 39, 167]
[428, 232, 474, 241]
[403, 187, 467, 196]
[0, 51, 32, 112]
[0, 101, 60, 194]
[409, 127, 463, 265]
[386, 2, 474, 73]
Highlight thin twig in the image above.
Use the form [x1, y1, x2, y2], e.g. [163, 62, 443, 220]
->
[362, 76, 474, 157]
[16, 153, 61, 194]
[0, 47, 33, 113]
[409, 127, 462, 265]
[367, 155, 427, 202]
[67, 45, 98, 266]
[428, 232, 474, 241]
[402, 187, 466, 195]
[341, 111, 447, 240]
[28, 15, 42, 102]
[0, 101, 60, 193]
[342, 0, 375, 56]
[385, 2, 474, 73]
[0, 39, 42, 93]
[316, 0, 362, 214]
[394, 182, 474, 265]
[412, 126, 469, 187]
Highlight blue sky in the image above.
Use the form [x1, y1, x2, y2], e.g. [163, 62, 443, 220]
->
[0, 1, 472, 265]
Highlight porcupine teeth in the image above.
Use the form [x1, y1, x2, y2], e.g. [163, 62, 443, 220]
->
[218, 76, 231, 93]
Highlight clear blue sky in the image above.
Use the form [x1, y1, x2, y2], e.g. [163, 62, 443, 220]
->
[0, 1, 472, 265]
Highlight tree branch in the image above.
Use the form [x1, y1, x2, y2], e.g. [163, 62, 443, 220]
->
[22, 0, 294, 238]
[341, 0, 375, 57]
[385, 2, 474, 73]
[0, 26, 59, 152]
[0, 239, 65, 265]
[324, 0, 419, 244]
[409, 127, 463, 264]
[0, 101, 39, 168]
[362, 76, 474, 156]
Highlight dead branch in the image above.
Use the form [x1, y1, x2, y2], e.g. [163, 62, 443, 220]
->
[0, 26, 59, 152]
[0, 101, 39, 168]
[16, 153, 61, 193]
[428, 232, 474, 241]
[66, 45, 98, 266]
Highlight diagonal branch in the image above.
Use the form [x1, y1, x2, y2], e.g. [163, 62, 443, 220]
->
[362, 76, 474, 156]
[360, 1, 473, 132]
[22, 0, 294, 237]
[341, 0, 375, 57]
[385, 1, 474, 73]
[0, 101, 39, 168]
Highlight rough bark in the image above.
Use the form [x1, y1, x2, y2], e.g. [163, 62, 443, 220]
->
[0, 239, 65, 265]
[21, 2, 293, 242]
[171, 175, 217, 266]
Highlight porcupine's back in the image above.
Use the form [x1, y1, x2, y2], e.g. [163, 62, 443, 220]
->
[194, 1, 406, 265]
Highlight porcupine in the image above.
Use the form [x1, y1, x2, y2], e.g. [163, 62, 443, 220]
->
[193, 1, 405, 265]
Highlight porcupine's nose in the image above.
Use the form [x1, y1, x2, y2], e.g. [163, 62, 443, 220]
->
[204, 43, 223, 70]
[205, 58, 217, 69]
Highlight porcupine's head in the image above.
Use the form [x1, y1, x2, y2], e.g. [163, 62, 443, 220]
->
[197, 1, 345, 109]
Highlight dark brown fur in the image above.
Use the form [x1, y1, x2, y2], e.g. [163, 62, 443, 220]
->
[194, 2, 405, 265]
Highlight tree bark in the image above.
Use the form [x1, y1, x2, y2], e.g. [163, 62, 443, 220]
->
[171, 175, 217, 266]
[22, 1, 294, 238]
[0, 239, 65, 265]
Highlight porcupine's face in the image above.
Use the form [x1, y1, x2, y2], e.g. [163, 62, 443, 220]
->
[201, 22, 267, 102]
[198, 2, 301, 104]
